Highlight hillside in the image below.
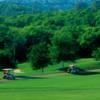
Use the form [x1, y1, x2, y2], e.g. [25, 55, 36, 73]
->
[0, 6, 100, 69]
[0, 0, 94, 16]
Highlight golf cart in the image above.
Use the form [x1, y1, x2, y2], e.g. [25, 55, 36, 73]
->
[3, 68, 15, 80]
[67, 64, 86, 75]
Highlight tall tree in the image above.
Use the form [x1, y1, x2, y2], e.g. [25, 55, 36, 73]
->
[29, 42, 49, 72]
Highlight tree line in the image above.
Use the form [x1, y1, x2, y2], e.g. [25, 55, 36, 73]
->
[0, 4, 100, 70]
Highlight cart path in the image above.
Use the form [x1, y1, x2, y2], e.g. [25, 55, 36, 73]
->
[32, 69, 100, 77]
[1, 69, 100, 80]
[32, 72, 68, 77]
[88, 69, 100, 72]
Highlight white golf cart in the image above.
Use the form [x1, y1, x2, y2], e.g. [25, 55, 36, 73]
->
[3, 68, 15, 80]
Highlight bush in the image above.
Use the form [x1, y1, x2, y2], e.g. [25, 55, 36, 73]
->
[92, 48, 100, 60]
[0, 49, 16, 70]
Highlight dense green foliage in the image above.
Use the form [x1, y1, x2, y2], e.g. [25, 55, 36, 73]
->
[0, 2, 100, 70]
[0, 0, 93, 16]
[29, 42, 49, 71]
[92, 48, 100, 60]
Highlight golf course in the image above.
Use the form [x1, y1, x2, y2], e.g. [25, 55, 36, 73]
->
[0, 58, 100, 100]
[0, 0, 100, 100]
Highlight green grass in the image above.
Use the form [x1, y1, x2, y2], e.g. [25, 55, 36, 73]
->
[0, 58, 100, 100]
[17, 58, 100, 76]
[0, 74, 100, 100]
[75, 58, 100, 69]
[16, 62, 67, 75]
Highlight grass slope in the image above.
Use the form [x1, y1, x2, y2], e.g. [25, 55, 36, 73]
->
[75, 58, 100, 69]
[17, 58, 100, 75]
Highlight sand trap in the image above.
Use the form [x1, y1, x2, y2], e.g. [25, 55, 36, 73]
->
[14, 69, 24, 74]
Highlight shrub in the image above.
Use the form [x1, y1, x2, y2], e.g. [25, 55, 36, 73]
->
[92, 48, 100, 60]
[0, 49, 16, 70]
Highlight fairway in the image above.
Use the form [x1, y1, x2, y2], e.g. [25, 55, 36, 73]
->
[0, 74, 100, 100]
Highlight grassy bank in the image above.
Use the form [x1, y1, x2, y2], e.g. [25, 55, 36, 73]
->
[17, 58, 100, 75]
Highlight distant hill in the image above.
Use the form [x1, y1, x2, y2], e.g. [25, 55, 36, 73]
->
[0, 0, 96, 16]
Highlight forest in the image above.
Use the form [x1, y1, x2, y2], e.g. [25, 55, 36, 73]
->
[0, 1, 100, 70]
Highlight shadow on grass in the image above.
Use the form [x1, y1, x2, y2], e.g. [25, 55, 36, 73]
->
[58, 67, 100, 76]
[15, 75, 46, 80]
[79, 71, 100, 76]
[58, 67, 68, 72]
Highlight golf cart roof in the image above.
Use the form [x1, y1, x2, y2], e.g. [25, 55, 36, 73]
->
[3, 68, 13, 71]
[69, 64, 74, 67]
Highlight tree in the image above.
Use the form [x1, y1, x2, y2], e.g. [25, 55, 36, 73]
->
[78, 26, 100, 58]
[92, 48, 100, 60]
[29, 42, 49, 72]
[49, 43, 59, 64]
[91, 0, 100, 11]
[0, 49, 16, 70]
[9, 27, 27, 62]
[75, 0, 88, 10]
[0, 27, 17, 69]
[24, 26, 52, 52]
[49, 27, 78, 63]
